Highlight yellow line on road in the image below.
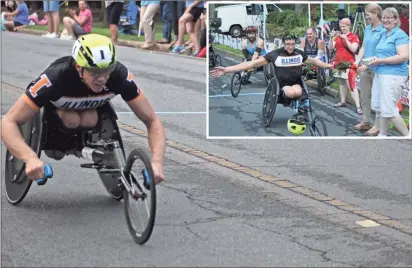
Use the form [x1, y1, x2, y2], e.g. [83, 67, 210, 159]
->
[117, 121, 412, 236]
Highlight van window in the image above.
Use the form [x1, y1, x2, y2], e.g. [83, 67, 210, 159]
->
[246, 4, 261, 15]
[213, 10, 217, 18]
[266, 5, 278, 13]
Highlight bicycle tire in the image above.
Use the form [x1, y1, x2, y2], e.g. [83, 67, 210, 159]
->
[310, 116, 328, 136]
[231, 72, 242, 98]
[215, 55, 221, 67]
[123, 148, 156, 245]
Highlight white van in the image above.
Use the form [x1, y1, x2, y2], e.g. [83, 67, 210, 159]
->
[214, 4, 282, 38]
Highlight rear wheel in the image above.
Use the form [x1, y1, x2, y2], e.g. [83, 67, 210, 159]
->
[261, 78, 279, 127]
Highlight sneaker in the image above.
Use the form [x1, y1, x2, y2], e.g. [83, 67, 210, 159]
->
[41, 32, 52, 37]
[171, 45, 185, 54]
[60, 34, 75, 40]
[44, 150, 65, 161]
[45, 32, 59, 38]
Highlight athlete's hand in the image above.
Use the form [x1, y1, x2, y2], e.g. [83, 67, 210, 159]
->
[151, 162, 164, 185]
[25, 157, 45, 181]
[210, 66, 226, 78]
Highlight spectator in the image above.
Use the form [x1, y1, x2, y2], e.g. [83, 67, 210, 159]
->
[2, 0, 28, 32]
[368, 7, 409, 137]
[140, 1, 160, 50]
[42, 0, 60, 38]
[329, 18, 362, 114]
[300, 27, 325, 60]
[353, 3, 385, 136]
[171, 0, 204, 56]
[158, 1, 171, 44]
[105, 0, 124, 44]
[61, 0, 92, 40]
[399, 4, 409, 35]
[167, 1, 185, 44]
[3, 1, 17, 20]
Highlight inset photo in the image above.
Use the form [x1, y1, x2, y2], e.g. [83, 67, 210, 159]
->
[207, 2, 410, 138]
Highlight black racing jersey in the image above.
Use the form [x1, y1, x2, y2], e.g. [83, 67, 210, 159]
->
[263, 47, 308, 86]
[24, 56, 141, 110]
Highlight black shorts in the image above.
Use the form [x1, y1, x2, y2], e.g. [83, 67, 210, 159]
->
[189, 7, 204, 22]
[14, 21, 23, 27]
[106, 2, 124, 25]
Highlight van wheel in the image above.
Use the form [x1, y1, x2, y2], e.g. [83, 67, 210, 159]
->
[230, 26, 242, 38]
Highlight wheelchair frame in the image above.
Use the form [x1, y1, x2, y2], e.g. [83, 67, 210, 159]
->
[261, 64, 328, 136]
[4, 101, 156, 244]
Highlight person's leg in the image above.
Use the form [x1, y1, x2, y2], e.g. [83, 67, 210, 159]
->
[4, 20, 16, 31]
[50, 0, 60, 37]
[62, 16, 75, 37]
[347, 80, 362, 114]
[142, 4, 160, 48]
[55, 110, 81, 129]
[108, 2, 123, 43]
[379, 75, 409, 136]
[167, 1, 178, 40]
[161, 3, 170, 43]
[355, 70, 373, 130]
[79, 109, 99, 128]
[42, 1, 53, 36]
[171, 13, 192, 53]
[283, 84, 303, 99]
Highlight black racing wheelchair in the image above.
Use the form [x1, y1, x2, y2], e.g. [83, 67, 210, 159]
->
[4, 101, 156, 245]
[261, 65, 328, 136]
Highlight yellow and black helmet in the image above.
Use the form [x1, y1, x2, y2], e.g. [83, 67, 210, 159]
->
[71, 34, 116, 69]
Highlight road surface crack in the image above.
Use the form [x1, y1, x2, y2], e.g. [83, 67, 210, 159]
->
[162, 184, 264, 218]
[243, 222, 355, 267]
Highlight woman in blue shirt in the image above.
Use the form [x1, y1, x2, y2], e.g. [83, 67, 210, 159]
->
[368, 7, 409, 137]
[353, 3, 385, 136]
[2, 0, 29, 31]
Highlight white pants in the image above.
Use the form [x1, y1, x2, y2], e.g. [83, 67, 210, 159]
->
[371, 74, 408, 118]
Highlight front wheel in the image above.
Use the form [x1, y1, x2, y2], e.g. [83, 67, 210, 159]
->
[123, 148, 156, 245]
[316, 67, 327, 95]
[231, 72, 242, 98]
[309, 116, 328, 136]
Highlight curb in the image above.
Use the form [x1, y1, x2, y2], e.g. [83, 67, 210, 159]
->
[14, 28, 205, 61]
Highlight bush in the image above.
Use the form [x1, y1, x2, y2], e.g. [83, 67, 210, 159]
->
[266, 10, 306, 39]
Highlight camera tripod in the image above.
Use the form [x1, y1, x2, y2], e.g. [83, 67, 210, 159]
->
[352, 5, 367, 38]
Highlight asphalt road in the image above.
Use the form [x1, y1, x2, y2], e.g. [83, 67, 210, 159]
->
[208, 49, 402, 137]
[1, 32, 412, 267]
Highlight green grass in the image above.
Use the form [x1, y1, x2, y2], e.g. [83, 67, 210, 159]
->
[214, 44, 244, 58]
[26, 21, 189, 42]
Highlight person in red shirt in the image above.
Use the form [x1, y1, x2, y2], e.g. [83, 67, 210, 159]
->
[399, 4, 409, 35]
[328, 18, 362, 114]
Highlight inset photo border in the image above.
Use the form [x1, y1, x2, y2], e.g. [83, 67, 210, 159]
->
[206, 1, 411, 139]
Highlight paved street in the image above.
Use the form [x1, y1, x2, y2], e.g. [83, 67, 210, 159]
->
[1, 32, 412, 267]
[208, 49, 402, 137]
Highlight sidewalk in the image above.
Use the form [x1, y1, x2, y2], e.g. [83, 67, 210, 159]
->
[14, 28, 205, 60]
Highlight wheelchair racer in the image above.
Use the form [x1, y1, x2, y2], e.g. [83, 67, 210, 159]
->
[210, 34, 333, 134]
[1, 34, 166, 184]
[241, 25, 266, 78]
[300, 27, 327, 79]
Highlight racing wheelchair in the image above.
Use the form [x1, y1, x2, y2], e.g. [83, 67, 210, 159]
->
[4, 101, 156, 245]
[230, 59, 273, 98]
[261, 66, 328, 136]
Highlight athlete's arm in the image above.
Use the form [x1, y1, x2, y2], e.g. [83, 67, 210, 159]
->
[1, 96, 45, 180]
[305, 56, 332, 69]
[127, 94, 166, 183]
[252, 38, 264, 61]
[316, 39, 325, 60]
[224, 56, 268, 74]
[1, 96, 40, 163]
[241, 40, 250, 59]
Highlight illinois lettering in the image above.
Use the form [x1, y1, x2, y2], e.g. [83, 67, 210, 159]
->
[60, 98, 112, 109]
